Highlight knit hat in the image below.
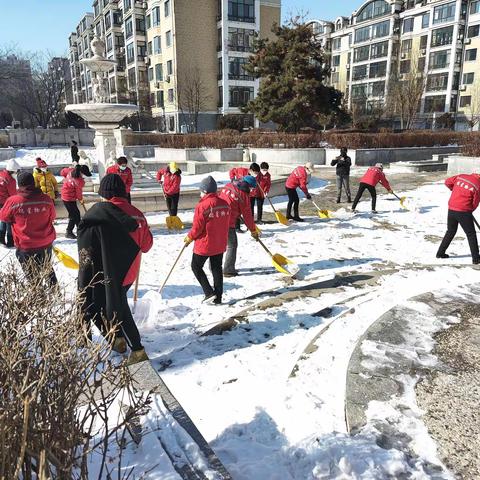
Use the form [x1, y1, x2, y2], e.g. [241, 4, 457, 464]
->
[36, 158, 47, 168]
[375, 163, 384, 170]
[98, 173, 127, 199]
[80, 165, 92, 177]
[5, 159, 20, 172]
[243, 175, 257, 188]
[17, 171, 35, 188]
[199, 175, 217, 194]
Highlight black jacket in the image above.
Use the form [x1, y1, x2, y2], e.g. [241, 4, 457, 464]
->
[77, 202, 139, 334]
[71, 145, 80, 162]
[331, 156, 351, 176]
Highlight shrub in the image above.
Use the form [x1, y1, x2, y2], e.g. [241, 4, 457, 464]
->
[0, 134, 8, 148]
[461, 141, 480, 157]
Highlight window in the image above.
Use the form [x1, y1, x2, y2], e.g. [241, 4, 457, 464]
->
[146, 15, 151, 29]
[168, 88, 174, 103]
[136, 16, 145, 35]
[106, 34, 113, 52]
[431, 26, 454, 46]
[471, 1, 480, 14]
[155, 63, 163, 81]
[153, 36, 161, 54]
[167, 60, 173, 75]
[460, 96, 472, 107]
[137, 41, 146, 58]
[352, 64, 367, 80]
[352, 84, 367, 99]
[229, 86, 254, 107]
[331, 72, 340, 83]
[228, 27, 255, 52]
[164, 0, 170, 17]
[403, 18, 414, 33]
[422, 13, 430, 29]
[429, 50, 450, 69]
[105, 12, 112, 31]
[372, 20, 390, 39]
[356, 0, 390, 23]
[401, 39, 412, 53]
[157, 90, 164, 107]
[427, 73, 449, 91]
[468, 25, 480, 38]
[169, 116, 175, 131]
[332, 38, 341, 50]
[420, 35, 428, 49]
[229, 57, 254, 80]
[418, 57, 426, 71]
[354, 45, 370, 62]
[166, 30, 172, 47]
[124, 0, 131, 11]
[370, 41, 388, 59]
[218, 57, 223, 79]
[400, 60, 411, 74]
[113, 10, 122, 26]
[463, 72, 475, 84]
[355, 26, 370, 43]
[127, 67, 136, 88]
[466, 48, 478, 61]
[152, 6, 160, 26]
[94, 2, 99, 17]
[369, 61, 387, 78]
[126, 42, 135, 64]
[125, 17, 133, 39]
[147, 41, 152, 55]
[371, 81, 385, 97]
[228, 0, 255, 23]
[148, 67, 154, 82]
[424, 95, 446, 112]
[332, 55, 340, 67]
[433, 2, 456, 24]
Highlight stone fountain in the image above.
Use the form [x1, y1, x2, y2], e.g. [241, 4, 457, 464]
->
[66, 36, 138, 178]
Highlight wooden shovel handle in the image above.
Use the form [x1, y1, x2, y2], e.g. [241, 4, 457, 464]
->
[258, 185, 277, 213]
[133, 254, 141, 304]
[159, 244, 187, 295]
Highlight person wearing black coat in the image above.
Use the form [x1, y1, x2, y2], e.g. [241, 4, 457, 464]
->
[331, 147, 352, 203]
[71, 140, 80, 163]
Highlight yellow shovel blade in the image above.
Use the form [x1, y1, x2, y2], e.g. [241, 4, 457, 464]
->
[255, 225, 262, 235]
[53, 246, 79, 270]
[271, 253, 300, 277]
[399, 197, 408, 210]
[171, 216, 184, 230]
[318, 209, 333, 219]
[275, 211, 290, 226]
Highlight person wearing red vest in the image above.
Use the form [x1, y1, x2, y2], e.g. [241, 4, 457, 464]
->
[78, 174, 153, 366]
[0, 171, 57, 285]
[250, 162, 272, 223]
[230, 163, 260, 231]
[156, 162, 182, 216]
[351, 163, 392, 213]
[0, 159, 19, 247]
[437, 174, 480, 264]
[285, 163, 314, 222]
[219, 176, 259, 277]
[184, 176, 230, 304]
[106, 156, 134, 203]
[61, 164, 91, 239]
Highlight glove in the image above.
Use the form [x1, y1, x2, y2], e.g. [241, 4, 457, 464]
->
[306, 194, 312, 200]
[251, 230, 260, 240]
[184, 235, 193, 246]
[388, 189, 393, 194]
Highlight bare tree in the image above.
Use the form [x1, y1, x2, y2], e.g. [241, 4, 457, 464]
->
[463, 81, 480, 131]
[176, 66, 212, 133]
[386, 54, 427, 130]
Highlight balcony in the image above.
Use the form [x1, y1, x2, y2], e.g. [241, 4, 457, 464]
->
[228, 74, 255, 81]
[228, 44, 254, 53]
[228, 15, 255, 24]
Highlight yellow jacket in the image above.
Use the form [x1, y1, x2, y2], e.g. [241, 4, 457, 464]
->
[33, 168, 58, 200]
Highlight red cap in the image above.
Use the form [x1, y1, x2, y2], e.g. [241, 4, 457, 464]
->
[36, 158, 47, 168]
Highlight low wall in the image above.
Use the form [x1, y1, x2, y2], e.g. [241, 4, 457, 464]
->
[1, 128, 95, 147]
[447, 155, 480, 175]
[154, 148, 244, 164]
[354, 146, 459, 166]
[249, 148, 326, 166]
[0, 148, 15, 161]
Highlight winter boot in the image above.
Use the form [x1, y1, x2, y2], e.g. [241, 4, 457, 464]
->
[347, 198, 352, 203]
[113, 337, 127, 354]
[336, 197, 341, 204]
[65, 231, 77, 240]
[126, 348, 149, 366]
[202, 292, 216, 304]
[292, 216, 304, 222]
[436, 253, 449, 259]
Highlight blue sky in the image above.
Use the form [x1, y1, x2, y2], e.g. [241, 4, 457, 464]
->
[0, 1, 360, 55]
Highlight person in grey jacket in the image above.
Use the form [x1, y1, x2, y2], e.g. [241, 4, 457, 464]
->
[331, 147, 352, 203]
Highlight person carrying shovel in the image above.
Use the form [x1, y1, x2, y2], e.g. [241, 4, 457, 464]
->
[351, 163, 392, 214]
[184, 176, 230, 305]
[156, 162, 182, 228]
[285, 162, 315, 222]
[250, 162, 272, 224]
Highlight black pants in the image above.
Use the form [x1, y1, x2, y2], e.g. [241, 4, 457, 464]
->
[286, 187, 299, 218]
[352, 182, 377, 211]
[127, 193, 132, 204]
[166, 193, 180, 216]
[437, 210, 480, 262]
[250, 197, 265, 222]
[16, 246, 57, 287]
[116, 284, 143, 351]
[63, 201, 81, 233]
[191, 253, 223, 300]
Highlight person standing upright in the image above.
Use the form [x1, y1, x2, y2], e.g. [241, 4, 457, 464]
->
[156, 162, 182, 217]
[436, 173, 480, 264]
[106, 156, 133, 203]
[0, 159, 19, 247]
[0, 172, 57, 286]
[250, 162, 272, 223]
[33, 158, 59, 201]
[351, 163, 392, 213]
[184, 176, 230, 304]
[285, 162, 314, 222]
[331, 147, 352, 203]
[70, 140, 80, 164]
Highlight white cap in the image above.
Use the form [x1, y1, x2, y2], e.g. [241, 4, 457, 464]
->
[305, 162, 315, 172]
[5, 159, 20, 172]
[375, 163, 384, 170]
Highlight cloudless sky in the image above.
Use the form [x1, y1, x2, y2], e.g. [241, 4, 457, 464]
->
[0, 0, 360, 56]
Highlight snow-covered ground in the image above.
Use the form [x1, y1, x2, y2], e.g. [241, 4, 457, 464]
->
[1, 174, 475, 479]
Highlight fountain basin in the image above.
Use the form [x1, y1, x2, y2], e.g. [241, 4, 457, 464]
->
[65, 103, 138, 125]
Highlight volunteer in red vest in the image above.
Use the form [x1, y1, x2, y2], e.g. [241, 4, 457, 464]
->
[251, 162, 272, 224]
[436, 173, 480, 264]
[184, 176, 230, 304]
[285, 162, 314, 222]
[156, 162, 182, 217]
[351, 163, 392, 214]
[0, 171, 57, 285]
[230, 163, 260, 231]
[219, 175, 259, 277]
[78, 174, 154, 366]
[0, 159, 19, 247]
[61, 164, 92, 239]
[106, 156, 133, 203]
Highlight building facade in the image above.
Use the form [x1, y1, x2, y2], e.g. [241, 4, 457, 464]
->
[310, 0, 480, 130]
[68, 0, 281, 132]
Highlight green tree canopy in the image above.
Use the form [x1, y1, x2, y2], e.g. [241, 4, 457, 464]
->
[243, 19, 346, 132]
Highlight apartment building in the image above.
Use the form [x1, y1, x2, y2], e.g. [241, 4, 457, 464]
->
[68, 0, 280, 132]
[310, 0, 480, 130]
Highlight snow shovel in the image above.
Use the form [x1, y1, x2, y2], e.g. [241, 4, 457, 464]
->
[473, 217, 480, 231]
[256, 238, 299, 277]
[132, 255, 141, 314]
[159, 244, 187, 295]
[311, 199, 333, 219]
[79, 200, 87, 214]
[170, 216, 184, 230]
[392, 192, 408, 210]
[259, 185, 289, 226]
[53, 246, 79, 270]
